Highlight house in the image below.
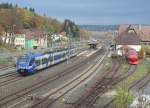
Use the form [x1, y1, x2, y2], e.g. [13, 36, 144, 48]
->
[14, 34, 25, 49]
[25, 39, 38, 49]
[23, 30, 38, 49]
[38, 36, 47, 49]
[115, 25, 141, 56]
[138, 25, 150, 45]
[23, 29, 48, 49]
[51, 33, 68, 42]
[59, 32, 68, 41]
[2, 32, 13, 44]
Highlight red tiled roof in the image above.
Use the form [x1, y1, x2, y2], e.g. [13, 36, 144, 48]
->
[118, 25, 150, 42]
[118, 25, 140, 35]
[22, 29, 47, 39]
[116, 25, 140, 45]
[140, 26, 150, 41]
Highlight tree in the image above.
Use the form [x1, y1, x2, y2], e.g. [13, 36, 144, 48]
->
[15, 4, 18, 8]
[0, 3, 65, 48]
[79, 29, 90, 40]
[139, 46, 146, 59]
[29, 8, 35, 13]
[63, 19, 80, 39]
[23, 7, 28, 10]
[0, 3, 13, 9]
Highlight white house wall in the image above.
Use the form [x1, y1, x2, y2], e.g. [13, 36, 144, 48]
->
[116, 45, 141, 56]
[38, 38, 47, 48]
[14, 34, 25, 48]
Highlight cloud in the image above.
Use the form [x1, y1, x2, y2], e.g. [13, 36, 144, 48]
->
[0, 0, 150, 24]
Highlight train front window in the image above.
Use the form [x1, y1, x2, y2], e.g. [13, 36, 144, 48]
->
[18, 57, 28, 63]
[29, 58, 35, 66]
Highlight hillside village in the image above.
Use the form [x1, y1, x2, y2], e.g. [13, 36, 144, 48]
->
[0, 3, 90, 50]
[1, 30, 69, 50]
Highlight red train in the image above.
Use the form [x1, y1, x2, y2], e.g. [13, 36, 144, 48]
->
[127, 49, 139, 65]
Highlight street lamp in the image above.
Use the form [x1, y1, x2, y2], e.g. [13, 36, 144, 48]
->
[6, 24, 16, 47]
[47, 30, 55, 64]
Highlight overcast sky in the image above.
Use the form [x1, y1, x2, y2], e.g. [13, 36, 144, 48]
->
[0, 0, 150, 25]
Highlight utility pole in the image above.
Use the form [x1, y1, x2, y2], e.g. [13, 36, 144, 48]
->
[48, 32, 54, 64]
[51, 34, 54, 64]
[12, 24, 16, 45]
[67, 27, 71, 64]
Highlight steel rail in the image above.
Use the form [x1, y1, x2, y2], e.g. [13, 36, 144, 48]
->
[0, 48, 104, 108]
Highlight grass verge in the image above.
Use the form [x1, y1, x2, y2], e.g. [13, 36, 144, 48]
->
[114, 59, 149, 108]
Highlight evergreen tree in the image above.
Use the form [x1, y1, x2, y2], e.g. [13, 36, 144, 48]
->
[63, 19, 80, 39]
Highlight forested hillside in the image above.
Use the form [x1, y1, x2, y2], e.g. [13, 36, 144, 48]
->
[0, 3, 83, 39]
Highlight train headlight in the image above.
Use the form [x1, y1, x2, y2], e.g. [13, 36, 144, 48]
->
[20, 69, 24, 73]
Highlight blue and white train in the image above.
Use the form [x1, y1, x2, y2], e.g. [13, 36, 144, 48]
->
[16, 48, 77, 76]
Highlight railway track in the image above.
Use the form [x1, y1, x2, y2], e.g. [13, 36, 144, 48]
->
[71, 59, 122, 108]
[0, 48, 105, 108]
[129, 72, 150, 92]
[0, 66, 20, 87]
[0, 65, 14, 71]
[72, 65, 137, 108]
[0, 66, 16, 79]
[138, 77, 150, 91]
[27, 51, 107, 108]
[0, 74, 21, 87]
[0, 48, 94, 87]
[0, 71, 17, 78]
[102, 65, 137, 108]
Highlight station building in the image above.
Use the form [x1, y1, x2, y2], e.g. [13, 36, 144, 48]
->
[115, 25, 141, 56]
[115, 25, 150, 56]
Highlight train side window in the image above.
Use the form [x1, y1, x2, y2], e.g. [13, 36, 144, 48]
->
[54, 54, 61, 60]
[35, 60, 40, 66]
[42, 58, 44, 63]
[42, 58, 48, 63]
[45, 58, 48, 63]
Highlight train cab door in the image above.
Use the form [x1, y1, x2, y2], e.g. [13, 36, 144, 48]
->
[28, 58, 36, 72]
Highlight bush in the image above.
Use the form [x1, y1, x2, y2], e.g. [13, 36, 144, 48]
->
[111, 53, 118, 59]
[144, 46, 150, 56]
[33, 46, 37, 49]
[115, 83, 133, 108]
[139, 47, 146, 59]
